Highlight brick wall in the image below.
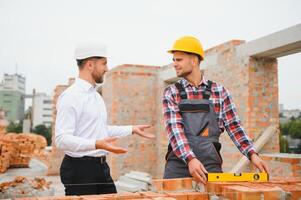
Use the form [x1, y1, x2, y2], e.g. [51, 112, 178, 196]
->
[102, 64, 161, 179]
[259, 153, 301, 177]
[50, 40, 284, 178]
[202, 40, 280, 171]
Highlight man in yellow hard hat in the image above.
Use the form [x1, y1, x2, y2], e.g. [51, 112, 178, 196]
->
[162, 36, 268, 184]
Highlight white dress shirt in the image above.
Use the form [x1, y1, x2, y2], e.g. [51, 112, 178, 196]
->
[55, 78, 132, 157]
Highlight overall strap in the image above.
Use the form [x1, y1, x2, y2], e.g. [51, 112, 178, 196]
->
[165, 82, 187, 160]
[175, 82, 187, 99]
[202, 80, 213, 100]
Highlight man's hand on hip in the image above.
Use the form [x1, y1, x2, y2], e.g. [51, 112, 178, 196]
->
[250, 153, 269, 173]
[132, 125, 155, 139]
[95, 137, 127, 154]
[188, 158, 208, 184]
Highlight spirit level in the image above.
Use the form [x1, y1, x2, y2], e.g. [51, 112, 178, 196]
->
[207, 173, 269, 182]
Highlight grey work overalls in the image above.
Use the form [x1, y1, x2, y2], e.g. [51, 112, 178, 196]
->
[164, 80, 223, 179]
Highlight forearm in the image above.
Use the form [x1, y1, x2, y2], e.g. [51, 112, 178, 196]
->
[107, 125, 133, 137]
[225, 122, 257, 159]
[222, 87, 257, 159]
[55, 133, 96, 152]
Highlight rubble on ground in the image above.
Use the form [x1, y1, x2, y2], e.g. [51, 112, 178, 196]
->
[0, 176, 54, 199]
[115, 171, 152, 192]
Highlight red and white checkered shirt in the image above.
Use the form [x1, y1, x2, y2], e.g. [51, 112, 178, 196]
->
[162, 77, 256, 164]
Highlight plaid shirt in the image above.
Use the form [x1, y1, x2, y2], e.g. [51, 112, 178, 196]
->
[162, 77, 256, 164]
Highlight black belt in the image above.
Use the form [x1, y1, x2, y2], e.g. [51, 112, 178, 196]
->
[65, 155, 106, 164]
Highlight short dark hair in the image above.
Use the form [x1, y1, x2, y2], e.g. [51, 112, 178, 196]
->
[186, 52, 202, 64]
[76, 56, 104, 69]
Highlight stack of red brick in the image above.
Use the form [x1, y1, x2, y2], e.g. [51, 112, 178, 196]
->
[12, 177, 301, 200]
[205, 178, 301, 199]
[0, 133, 47, 173]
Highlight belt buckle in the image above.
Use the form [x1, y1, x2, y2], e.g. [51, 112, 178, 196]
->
[100, 156, 106, 164]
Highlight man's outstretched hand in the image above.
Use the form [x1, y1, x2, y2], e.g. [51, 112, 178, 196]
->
[95, 125, 155, 154]
[132, 125, 155, 139]
[95, 137, 127, 154]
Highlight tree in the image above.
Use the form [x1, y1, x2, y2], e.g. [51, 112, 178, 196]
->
[288, 120, 301, 139]
[280, 119, 301, 139]
[6, 121, 23, 133]
[280, 123, 289, 135]
[32, 124, 52, 146]
[280, 135, 290, 153]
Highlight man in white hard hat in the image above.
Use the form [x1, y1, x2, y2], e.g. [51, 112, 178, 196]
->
[55, 42, 155, 195]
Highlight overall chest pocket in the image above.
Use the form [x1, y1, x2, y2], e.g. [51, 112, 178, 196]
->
[179, 103, 210, 113]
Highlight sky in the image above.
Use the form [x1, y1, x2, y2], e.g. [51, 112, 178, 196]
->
[0, 0, 300, 109]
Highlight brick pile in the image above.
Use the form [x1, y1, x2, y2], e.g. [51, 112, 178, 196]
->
[12, 177, 301, 199]
[0, 140, 11, 173]
[0, 126, 7, 136]
[206, 178, 301, 200]
[0, 109, 8, 136]
[0, 133, 47, 173]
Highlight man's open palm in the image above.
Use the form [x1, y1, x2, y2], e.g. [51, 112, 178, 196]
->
[132, 125, 155, 139]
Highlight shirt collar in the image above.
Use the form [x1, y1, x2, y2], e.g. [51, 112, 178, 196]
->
[180, 75, 208, 88]
[75, 78, 96, 92]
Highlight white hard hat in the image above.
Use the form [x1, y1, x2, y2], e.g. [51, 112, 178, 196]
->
[74, 42, 108, 60]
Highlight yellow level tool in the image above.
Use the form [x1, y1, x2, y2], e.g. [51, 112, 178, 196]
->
[207, 173, 269, 182]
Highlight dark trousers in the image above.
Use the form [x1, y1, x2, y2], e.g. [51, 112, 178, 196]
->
[60, 155, 117, 195]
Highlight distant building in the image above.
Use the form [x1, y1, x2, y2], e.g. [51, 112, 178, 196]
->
[283, 135, 301, 154]
[0, 73, 25, 121]
[32, 92, 52, 127]
[282, 109, 301, 119]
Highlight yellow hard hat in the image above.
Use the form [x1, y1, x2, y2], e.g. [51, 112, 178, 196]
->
[167, 36, 204, 60]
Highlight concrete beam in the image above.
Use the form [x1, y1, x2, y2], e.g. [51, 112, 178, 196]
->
[201, 54, 218, 69]
[236, 24, 301, 58]
[159, 64, 178, 83]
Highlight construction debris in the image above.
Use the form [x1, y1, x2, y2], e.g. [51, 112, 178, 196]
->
[0, 176, 54, 199]
[115, 171, 152, 193]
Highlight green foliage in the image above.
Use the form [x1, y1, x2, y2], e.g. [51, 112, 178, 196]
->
[279, 135, 290, 153]
[32, 124, 52, 146]
[280, 119, 301, 139]
[6, 121, 23, 133]
[280, 118, 301, 153]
